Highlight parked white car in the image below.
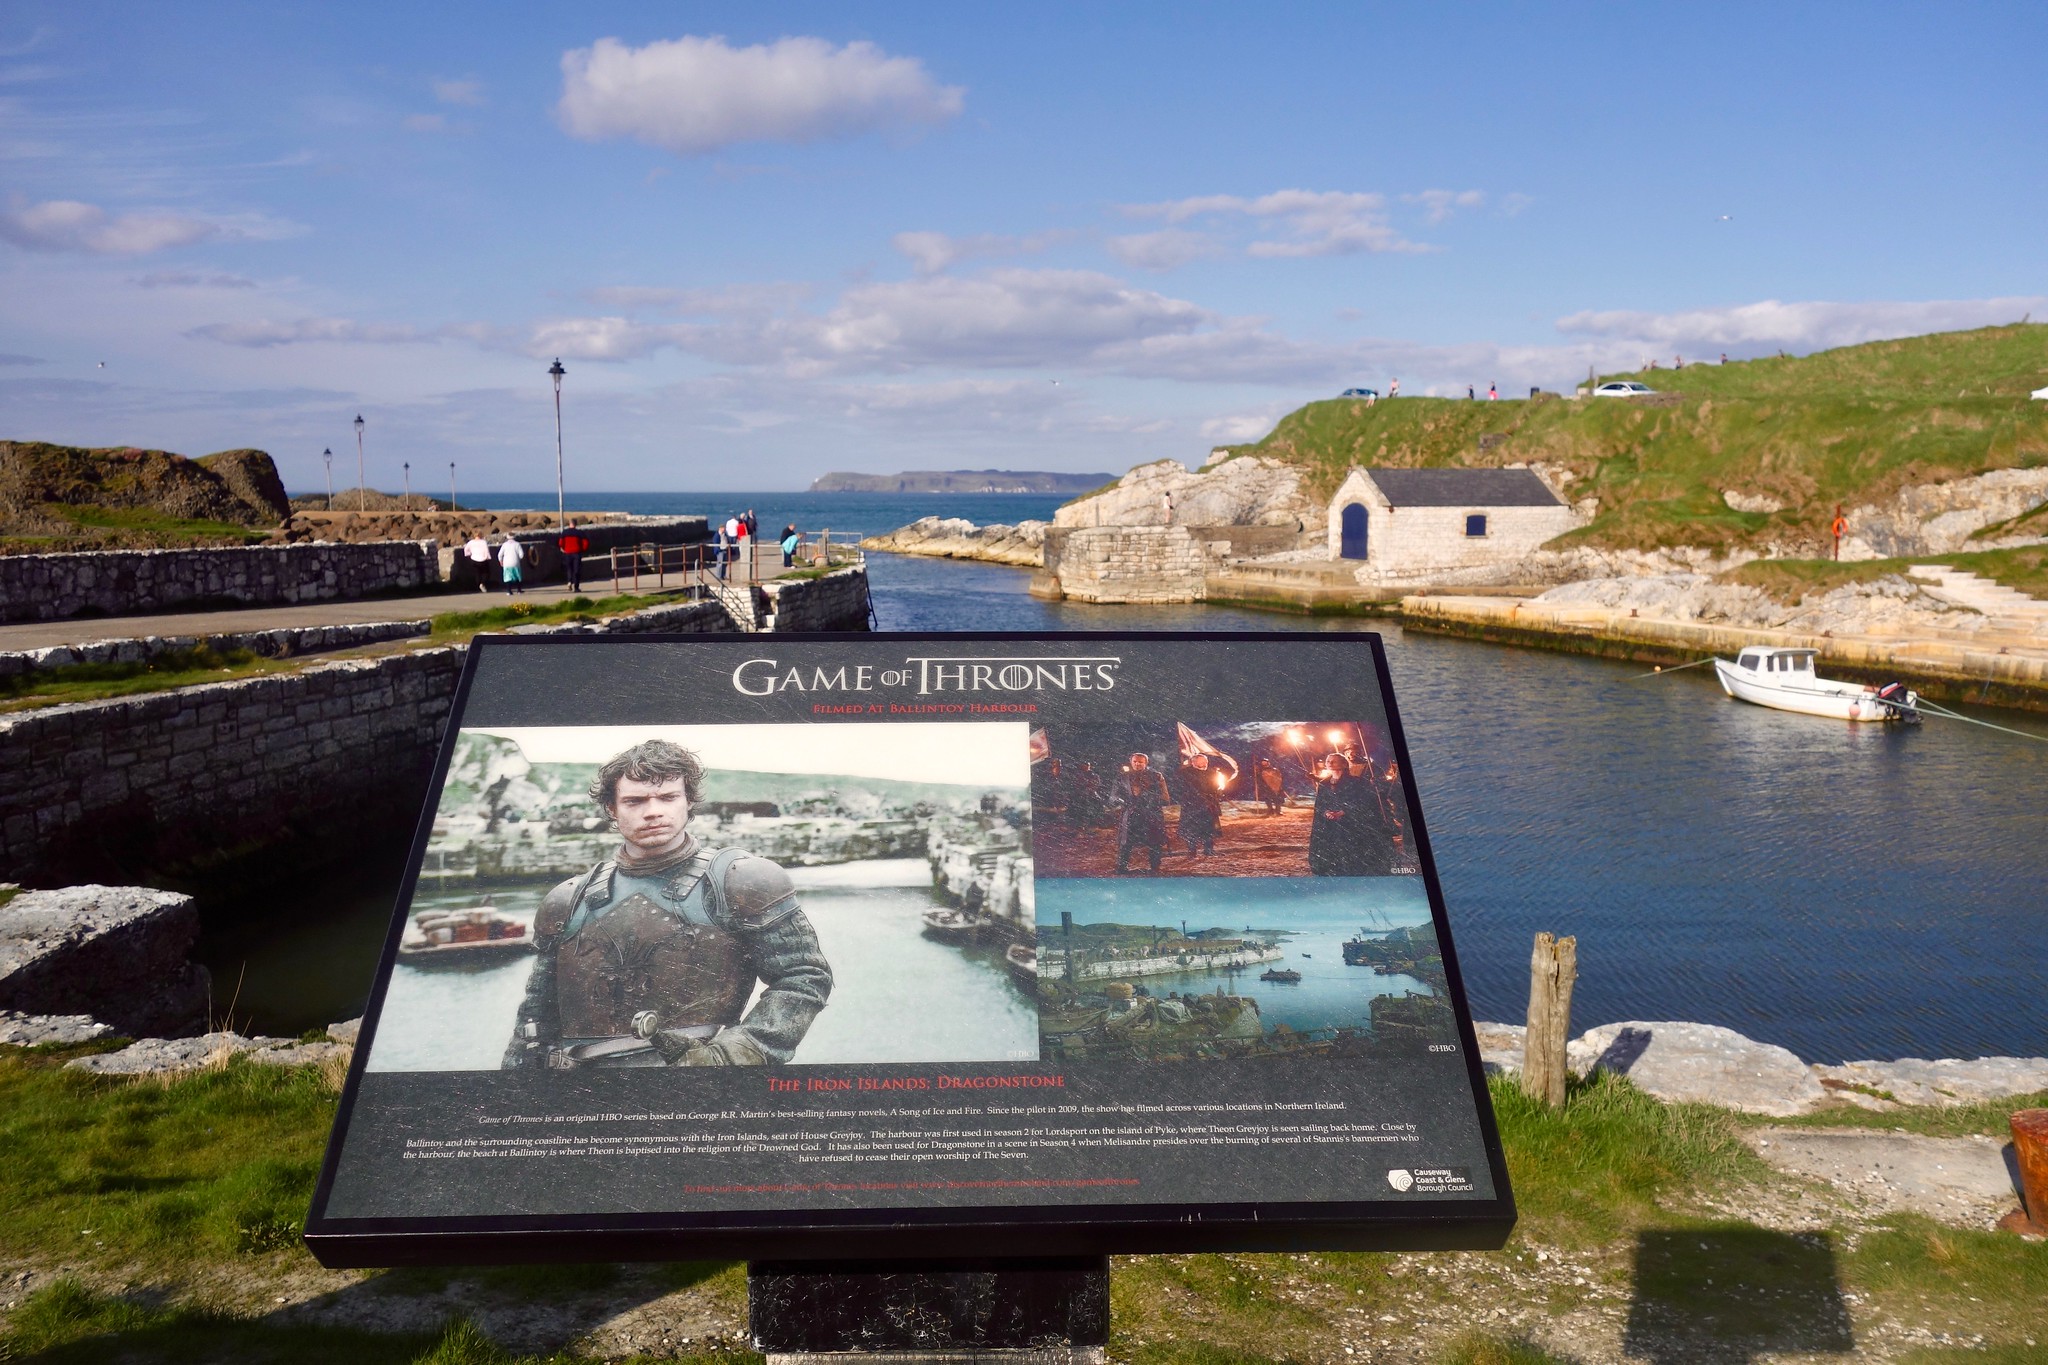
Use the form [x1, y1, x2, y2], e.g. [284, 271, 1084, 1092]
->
[1592, 381, 1657, 397]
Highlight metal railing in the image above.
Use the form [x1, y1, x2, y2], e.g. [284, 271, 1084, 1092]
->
[600, 530, 859, 597]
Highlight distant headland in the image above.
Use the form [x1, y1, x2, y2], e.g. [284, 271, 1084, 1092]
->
[810, 469, 1113, 494]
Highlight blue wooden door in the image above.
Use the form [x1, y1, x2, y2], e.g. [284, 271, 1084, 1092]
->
[1339, 503, 1368, 559]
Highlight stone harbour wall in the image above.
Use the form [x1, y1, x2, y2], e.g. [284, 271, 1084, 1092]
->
[0, 540, 440, 623]
[1038, 527, 1206, 603]
[0, 570, 873, 884]
[0, 648, 465, 886]
[0, 618, 430, 681]
[762, 566, 873, 630]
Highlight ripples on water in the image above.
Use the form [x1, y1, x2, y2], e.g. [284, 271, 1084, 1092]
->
[208, 493, 2048, 1063]
[864, 551, 2048, 1063]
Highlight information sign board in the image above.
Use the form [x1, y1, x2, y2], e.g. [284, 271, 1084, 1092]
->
[305, 632, 1514, 1264]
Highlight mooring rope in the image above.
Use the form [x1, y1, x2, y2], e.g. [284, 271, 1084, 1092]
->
[1913, 698, 2048, 742]
[1629, 656, 1719, 679]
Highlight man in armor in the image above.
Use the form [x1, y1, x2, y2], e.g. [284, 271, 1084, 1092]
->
[503, 739, 832, 1069]
[1110, 751, 1171, 874]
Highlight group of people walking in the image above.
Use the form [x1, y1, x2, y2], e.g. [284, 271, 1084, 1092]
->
[459, 522, 591, 594]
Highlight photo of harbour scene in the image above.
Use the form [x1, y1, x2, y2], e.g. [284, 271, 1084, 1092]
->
[1032, 876, 1452, 1061]
[365, 722, 1039, 1071]
[1031, 720, 1416, 879]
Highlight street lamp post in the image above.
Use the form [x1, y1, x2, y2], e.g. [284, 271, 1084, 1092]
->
[322, 448, 333, 509]
[449, 462, 457, 513]
[403, 461, 411, 509]
[353, 414, 366, 513]
[548, 358, 566, 528]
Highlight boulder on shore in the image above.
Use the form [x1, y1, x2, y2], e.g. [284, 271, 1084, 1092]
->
[860, 517, 1047, 567]
[0, 885, 210, 1038]
[1052, 456, 1318, 534]
[1568, 1020, 1828, 1116]
[65, 1030, 349, 1075]
[0, 1009, 113, 1045]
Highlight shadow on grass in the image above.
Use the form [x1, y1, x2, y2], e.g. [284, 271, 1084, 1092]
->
[1623, 1227, 1854, 1363]
[5, 1276, 755, 1364]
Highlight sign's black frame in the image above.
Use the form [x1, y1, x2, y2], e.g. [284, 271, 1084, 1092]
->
[303, 630, 1515, 1266]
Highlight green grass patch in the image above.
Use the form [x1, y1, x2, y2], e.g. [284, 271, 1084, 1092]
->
[1748, 1090, 2048, 1139]
[1199, 323, 2048, 556]
[0, 644, 267, 707]
[425, 591, 678, 641]
[1435, 1332, 1576, 1365]
[1843, 1214, 2048, 1340]
[1723, 543, 2048, 603]
[0, 1283, 758, 1364]
[1486, 1071, 1762, 1244]
[0, 1047, 339, 1276]
[43, 503, 269, 544]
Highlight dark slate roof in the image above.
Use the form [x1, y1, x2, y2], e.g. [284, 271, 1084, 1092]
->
[1365, 467, 1562, 508]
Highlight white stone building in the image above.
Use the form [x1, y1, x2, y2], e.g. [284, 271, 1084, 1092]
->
[1326, 467, 1580, 582]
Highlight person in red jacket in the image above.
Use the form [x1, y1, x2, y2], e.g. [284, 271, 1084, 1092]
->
[556, 521, 589, 592]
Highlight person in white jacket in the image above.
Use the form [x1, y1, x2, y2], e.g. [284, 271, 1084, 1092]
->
[462, 532, 494, 592]
[497, 535, 526, 595]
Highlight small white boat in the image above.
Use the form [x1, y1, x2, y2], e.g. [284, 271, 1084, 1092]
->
[1713, 647, 1920, 723]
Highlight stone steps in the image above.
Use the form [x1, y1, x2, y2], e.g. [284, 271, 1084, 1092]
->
[1908, 564, 2048, 623]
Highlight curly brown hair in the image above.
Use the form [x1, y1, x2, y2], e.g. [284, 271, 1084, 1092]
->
[589, 739, 704, 810]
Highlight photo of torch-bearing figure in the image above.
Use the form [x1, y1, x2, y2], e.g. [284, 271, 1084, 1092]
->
[504, 739, 833, 1069]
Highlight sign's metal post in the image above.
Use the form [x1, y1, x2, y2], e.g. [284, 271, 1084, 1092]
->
[748, 1258, 1110, 1365]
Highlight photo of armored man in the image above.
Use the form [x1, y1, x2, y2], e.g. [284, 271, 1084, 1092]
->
[365, 722, 1041, 1071]
[503, 739, 832, 1070]
[1029, 721, 1416, 879]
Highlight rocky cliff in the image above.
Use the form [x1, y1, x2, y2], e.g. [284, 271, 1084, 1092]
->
[813, 469, 1111, 494]
[1052, 456, 1320, 540]
[860, 517, 1047, 566]
[1, 440, 291, 548]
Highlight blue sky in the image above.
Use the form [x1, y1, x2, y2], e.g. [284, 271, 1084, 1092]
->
[3, 2, 2044, 493]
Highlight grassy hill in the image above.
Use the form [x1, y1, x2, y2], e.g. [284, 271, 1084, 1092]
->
[1215, 323, 2048, 555]
[0, 442, 290, 552]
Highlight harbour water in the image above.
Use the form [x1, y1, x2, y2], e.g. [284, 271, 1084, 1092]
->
[203, 490, 2048, 1064]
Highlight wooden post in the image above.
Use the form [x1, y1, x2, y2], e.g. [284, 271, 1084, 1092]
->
[1521, 932, 1577, 1107]
[2000, 1108, 2048, 1236]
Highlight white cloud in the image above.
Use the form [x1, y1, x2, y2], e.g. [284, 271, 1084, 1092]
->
[1402, 188, 1485, 224]
[433, 78, 485, 107]
[134, 270, 257, 289]
[794, 268, 1208, 371]
[0, 198, 218, 254]
[0, 198, 300, 255]
[586, 281, 812, 314]
[556, 34, 963, 155]
[187, 317, 435, 347]
[1104, 229, 1220, 272]
[890, 229, 1065, 275]
[1555, 295, 2048, 355]
[522, 315, 697, 362]
[1200, 404, 1293, 443]
[1125, 189, 1428, 258]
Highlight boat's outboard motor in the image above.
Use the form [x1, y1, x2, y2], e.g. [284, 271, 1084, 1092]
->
[1875, 682, 1922, 724]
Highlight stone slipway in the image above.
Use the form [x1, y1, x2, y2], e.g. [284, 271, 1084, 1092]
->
[1401, 594, 2048, 712]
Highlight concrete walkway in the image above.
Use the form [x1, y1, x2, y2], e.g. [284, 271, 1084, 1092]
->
[0, 581, 667, 652]
[0, 543, 822, 651]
